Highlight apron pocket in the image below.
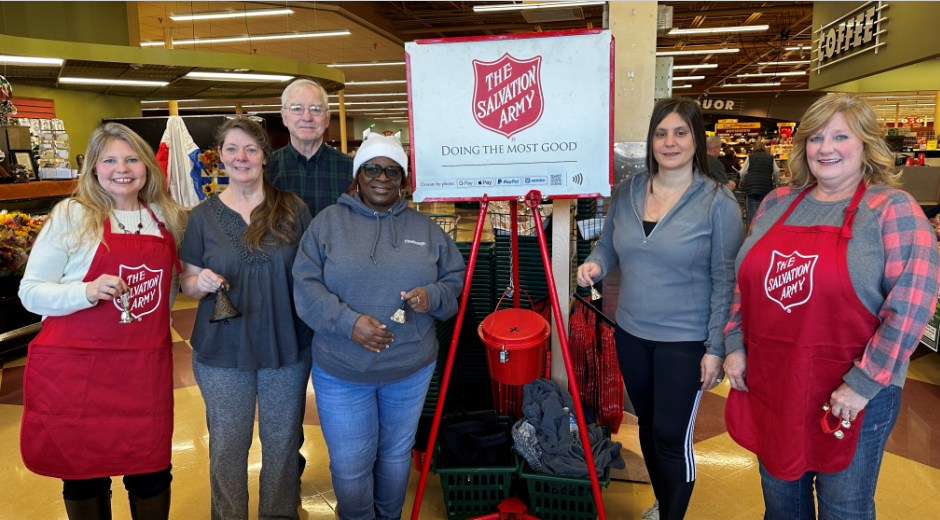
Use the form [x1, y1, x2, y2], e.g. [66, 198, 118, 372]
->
[25, 353, 92, 418]
[805, 356, 861, 471]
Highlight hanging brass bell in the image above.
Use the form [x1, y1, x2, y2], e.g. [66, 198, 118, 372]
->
[119, 293, 139, 324]
[210, 278, 242, 323]
[833, 430, 845, 440]
[590, 284, 602, 301]
[390, 302, 407, 324]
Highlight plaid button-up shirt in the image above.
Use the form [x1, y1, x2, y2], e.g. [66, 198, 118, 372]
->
[268, 142, 353, 218]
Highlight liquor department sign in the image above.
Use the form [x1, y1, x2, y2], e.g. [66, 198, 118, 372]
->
[405, 30, 613, 202]
[814, 2, 887, 72]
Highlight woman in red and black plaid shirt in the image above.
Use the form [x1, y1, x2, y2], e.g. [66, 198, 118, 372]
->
[722, 94, 939, 519]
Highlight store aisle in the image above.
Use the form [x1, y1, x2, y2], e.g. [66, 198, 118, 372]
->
[2, 295, 940, 519]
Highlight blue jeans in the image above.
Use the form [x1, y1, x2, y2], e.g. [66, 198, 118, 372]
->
[746, 194, 764, 232]
[759, 385, 902, 520]
[311, 362, 435, 520]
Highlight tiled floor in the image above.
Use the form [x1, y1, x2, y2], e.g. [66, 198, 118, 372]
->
[1, 202, 940, 519]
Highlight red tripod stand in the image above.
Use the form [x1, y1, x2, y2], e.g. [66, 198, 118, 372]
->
[410, 190, 607, 520]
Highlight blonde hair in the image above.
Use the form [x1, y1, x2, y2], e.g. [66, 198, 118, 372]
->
[788, 94, 899, 188]
[58, 123, 186, 249]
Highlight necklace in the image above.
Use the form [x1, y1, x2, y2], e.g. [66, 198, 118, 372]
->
[113, 200, 143, 234]
[649, 178, 691, 203]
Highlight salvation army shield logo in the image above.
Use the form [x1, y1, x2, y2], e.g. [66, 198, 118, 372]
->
[472, 53, 544, 138]
[112, 264, 163, 318]
[764, 250, 818, 313]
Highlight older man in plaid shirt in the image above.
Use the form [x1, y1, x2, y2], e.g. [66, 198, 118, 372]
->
[269, 79, 353, 217]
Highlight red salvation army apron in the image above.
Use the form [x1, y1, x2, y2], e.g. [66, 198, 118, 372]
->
[725, 181, 880, 481]
[21, 201, 181, 480]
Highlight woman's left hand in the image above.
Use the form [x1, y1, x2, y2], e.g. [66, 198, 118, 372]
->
[700, 353, 725, 391]
[402, 288, 429, 313]
[829, 383, 870, 422]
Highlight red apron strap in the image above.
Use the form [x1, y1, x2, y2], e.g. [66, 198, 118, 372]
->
[840, 181, 868, 239]
[139, 199, 182, 273]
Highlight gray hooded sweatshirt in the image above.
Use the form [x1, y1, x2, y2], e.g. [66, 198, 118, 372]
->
[586, 170, 744, 357]
[293, 193, 466, 383]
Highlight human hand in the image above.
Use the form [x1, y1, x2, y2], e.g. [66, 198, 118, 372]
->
[85, 274, 129, 303]
[195, 269, 226, 295]
[700, 353, 725, 391]
[402, 288, 429, 313]
[829, 383, 869, 422]
[351, 315, 394, 353]
[723, 350, 749, 392]
[577, 262, 602, 287]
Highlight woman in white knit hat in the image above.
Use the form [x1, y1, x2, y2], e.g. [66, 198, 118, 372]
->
[293, 132, 466, 520]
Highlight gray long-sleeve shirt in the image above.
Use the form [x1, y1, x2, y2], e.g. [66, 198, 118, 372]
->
[586, 170, 744, 357]
[292, 194, 466, 383]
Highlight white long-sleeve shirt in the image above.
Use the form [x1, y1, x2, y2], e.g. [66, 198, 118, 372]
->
[19, 201, 178, 318]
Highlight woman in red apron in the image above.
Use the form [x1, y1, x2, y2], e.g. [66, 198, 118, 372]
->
[723, 95, 939, 519]
[18, 123, 186, 520]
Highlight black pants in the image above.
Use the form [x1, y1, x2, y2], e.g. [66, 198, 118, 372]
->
[62, 465, 172, 501]
[616, 327, 704, 520]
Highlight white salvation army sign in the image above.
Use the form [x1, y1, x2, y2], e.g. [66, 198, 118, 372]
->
[405, 29, 613, 202]
[112, 263, 163, 318]
[764, 250, 818, 313]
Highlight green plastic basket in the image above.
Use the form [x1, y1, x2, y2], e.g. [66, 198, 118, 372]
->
[431, 416, 519, 520]
[518, 426, 612, 520]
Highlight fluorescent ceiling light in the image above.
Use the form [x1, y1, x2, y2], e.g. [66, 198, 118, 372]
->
[141, 99, 202, 103]
[247, 111, 280, 114]
[170, 8, 293, 21]
[345, 108, 408, 112]
[140, 29, 350, 47]
[874, 103, 936, 107]
[673, 64, 717, 70]
[473, 1, 605, 12]
[327, 61, 406, 67]
[328, 101, 408, 106]
[177, 105, 236, 110]
[329, 93, 407, 98]
[758, 60, 810, 66]
[656, 48, 739, 57]
[346, 80, 408, 85]
[672, 85, 693, 89]
[673, 75, 705, 81]
[0, 55, 63, 66]
[722, 82, 782, 87]
[668, 25, 769, 35]
[61, 77, 168, 87]
[736, 71, 807, 78]
[785, 46, 812, 51]
[186, 72, 294, 82]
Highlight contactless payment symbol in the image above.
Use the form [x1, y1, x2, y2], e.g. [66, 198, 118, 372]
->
[764, 250, 818, 313]
[472, 53, 544, 138]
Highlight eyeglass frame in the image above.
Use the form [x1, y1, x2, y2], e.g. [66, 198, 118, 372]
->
[283, 103, 327, 117]
[359, 162, 405, 181]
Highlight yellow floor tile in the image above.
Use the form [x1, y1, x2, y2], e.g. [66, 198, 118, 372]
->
[173, 294, 200, 310]
[907, 352, 940, 385]
[3, 355, 26, 368]
[710, 377, 732, 398]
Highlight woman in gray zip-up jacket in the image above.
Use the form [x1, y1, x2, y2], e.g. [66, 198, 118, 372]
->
[577, 98, 743, 520]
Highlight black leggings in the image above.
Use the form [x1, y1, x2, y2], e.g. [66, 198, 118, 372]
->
[616, 327, 705, 520]
[62, 465, 172, 501]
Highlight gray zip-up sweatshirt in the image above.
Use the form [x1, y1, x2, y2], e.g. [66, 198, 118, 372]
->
[292, 193, 466, 383]
[586, 170, 744, 357]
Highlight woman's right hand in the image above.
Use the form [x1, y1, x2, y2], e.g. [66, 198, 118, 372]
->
[85, 274, 128, 303]
[723, 350, 749, 392]
[352, 315, 394, 353]
[194, 269, 226, 295]
[577, 262, 602, 287]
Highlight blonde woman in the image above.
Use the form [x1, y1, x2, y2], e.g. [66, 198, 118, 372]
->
[19, 123, 185, 519]
[723, 94, 939, 519]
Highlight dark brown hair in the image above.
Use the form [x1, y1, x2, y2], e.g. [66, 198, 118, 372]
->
[216, 116, 305, 252]
[646, 97, 713, 182]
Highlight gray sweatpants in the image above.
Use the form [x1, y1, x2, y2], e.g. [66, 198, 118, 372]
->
[192, 350, 312, 520]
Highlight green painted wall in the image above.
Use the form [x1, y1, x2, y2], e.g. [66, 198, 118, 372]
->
[826, 59, 940, 93]
[0, 2, 130, 46]
[13, 85, 141, 164]
[811, 2, 940, 90]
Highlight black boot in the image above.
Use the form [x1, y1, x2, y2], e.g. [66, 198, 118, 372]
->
[64, 492, 112, 520]
[128, 488, 171, 520]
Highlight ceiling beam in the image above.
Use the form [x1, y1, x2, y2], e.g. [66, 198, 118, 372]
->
[397, 17, 604, 35]
[672, 4, 812, 18]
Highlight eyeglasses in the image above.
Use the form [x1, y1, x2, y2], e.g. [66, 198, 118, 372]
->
[360, 163, 404, 181]
[285, 103, 325, 116]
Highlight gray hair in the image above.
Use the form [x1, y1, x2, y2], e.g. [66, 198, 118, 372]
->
[706, 135, 722, 151]
[281, 79, 330, 117]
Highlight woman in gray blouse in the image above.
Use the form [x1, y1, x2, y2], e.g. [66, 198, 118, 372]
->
[180, 116, 312, 520]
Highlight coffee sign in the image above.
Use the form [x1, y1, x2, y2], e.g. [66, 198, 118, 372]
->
[815, 3, 887, 66]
